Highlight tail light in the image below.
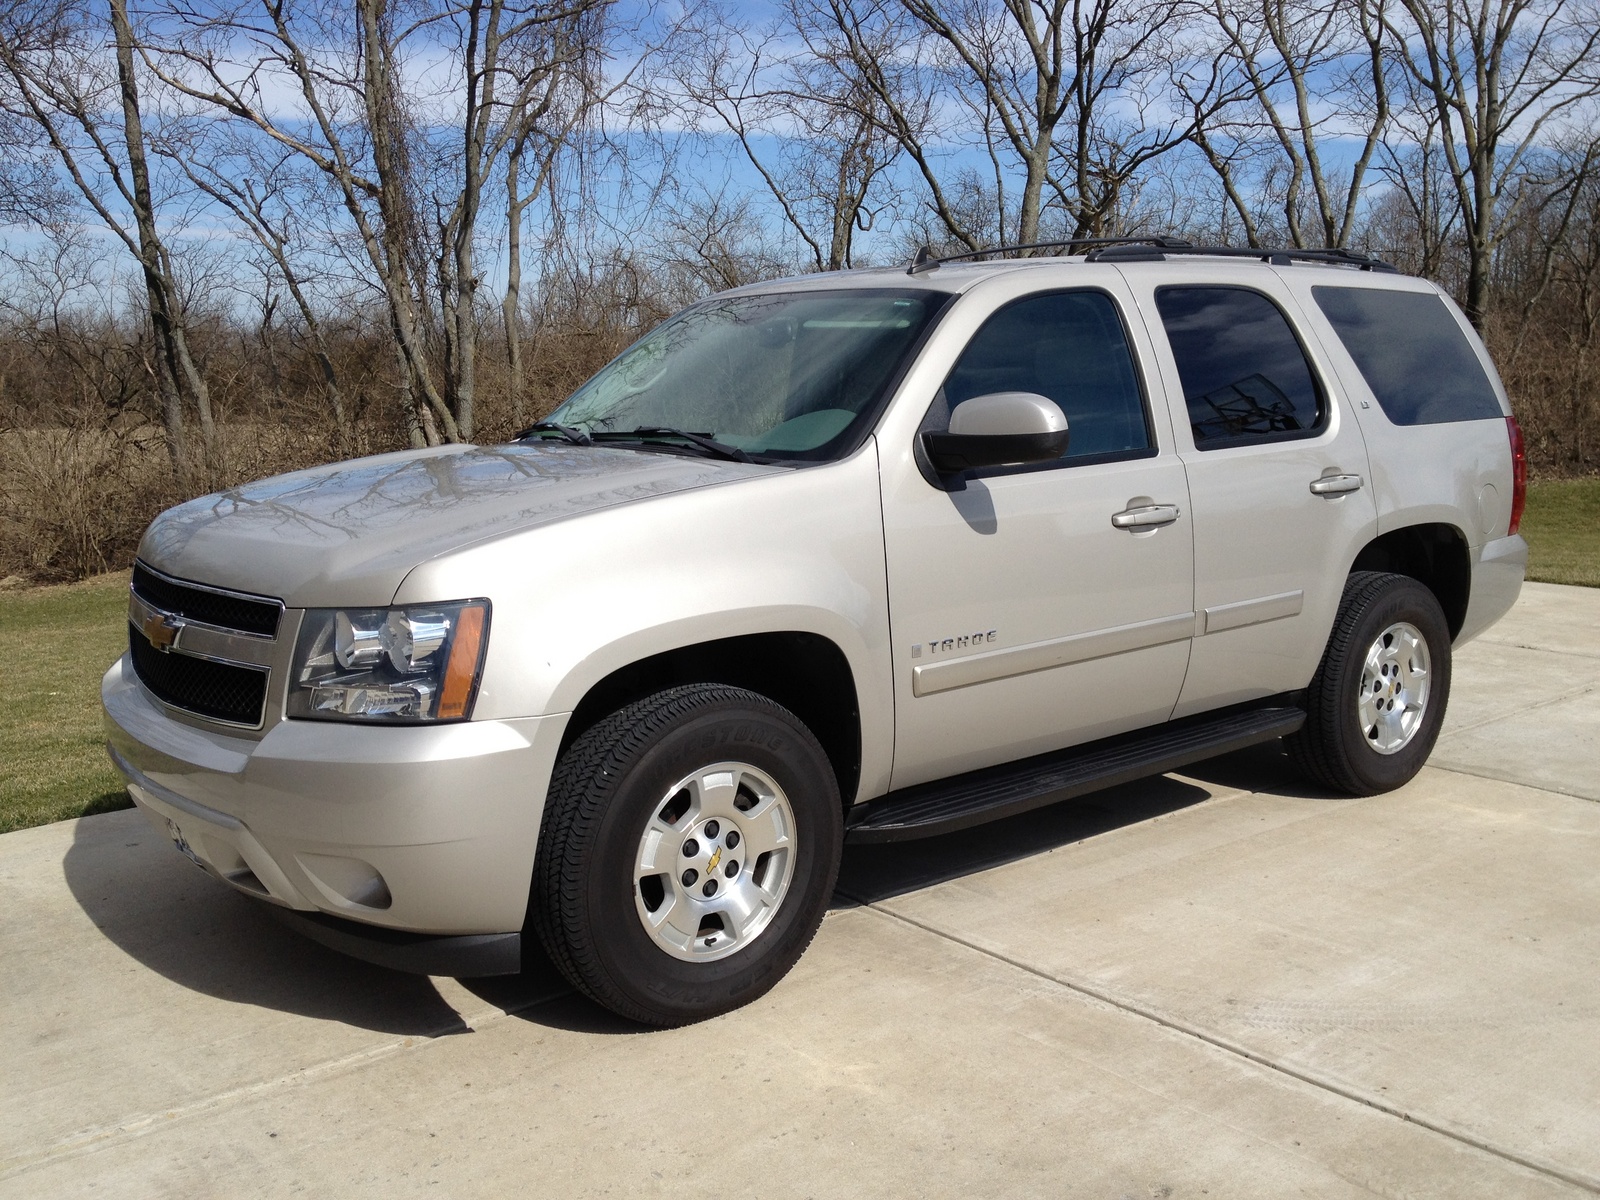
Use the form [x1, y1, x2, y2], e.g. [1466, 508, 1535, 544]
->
[1506, 415, 1527, 536]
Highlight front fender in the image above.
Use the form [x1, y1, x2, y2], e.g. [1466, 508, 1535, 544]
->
[392, 443, 896, 801]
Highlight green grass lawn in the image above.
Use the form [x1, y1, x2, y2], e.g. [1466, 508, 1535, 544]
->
[1523, 477, 1600, 587]
[0, 479, 1594, 837]
[0, 572, 133, 834]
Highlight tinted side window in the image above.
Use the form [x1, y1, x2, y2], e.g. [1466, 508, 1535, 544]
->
[1155, 287, 1324, 449]
[940, 291, 1150, 463]
[1311, 286, 1502, 425]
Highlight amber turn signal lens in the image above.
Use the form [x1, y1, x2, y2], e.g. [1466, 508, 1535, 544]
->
[437, 603, 488, 719]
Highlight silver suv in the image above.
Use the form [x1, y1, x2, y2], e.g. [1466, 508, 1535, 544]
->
[103, 240, 1528, 1025]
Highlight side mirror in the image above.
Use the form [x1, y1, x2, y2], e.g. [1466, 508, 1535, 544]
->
[921, 391, 1070, 475]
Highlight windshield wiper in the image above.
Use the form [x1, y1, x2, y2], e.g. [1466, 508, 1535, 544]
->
[591, 426, 753, 463]
[514, 419, 592, 446]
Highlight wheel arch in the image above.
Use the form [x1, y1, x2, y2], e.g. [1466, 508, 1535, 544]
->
[1349, 522, 1471, 639]
[558, 631, 863, 810]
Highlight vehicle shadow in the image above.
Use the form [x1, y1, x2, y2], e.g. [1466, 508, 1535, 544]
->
[460, 969, 641, 1036]
[1174, 738, 1336, 800]
[834, 770, 1216, 907]
[60, 808, 560, 1036]
[836, 740, 1343, 908]
[62, 745, 1318, 1037]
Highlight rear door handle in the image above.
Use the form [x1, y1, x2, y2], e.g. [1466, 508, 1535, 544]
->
[1112, 503, 1181, 529]
[1309, 473, 1364, 496]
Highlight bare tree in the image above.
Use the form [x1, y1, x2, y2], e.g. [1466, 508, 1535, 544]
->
[1367, 97, 1466, 278]
[147, 0, 609, 443]
[431, 0, 609, 438]
[502, 13, 619, 429]
[0, 35, 65, 229]
[174, 142, 351, 439]
[668, 1, 901, 271]
[0, 225, 143, 420]
[1487, 134, 1600, 368]
[1382, 0, 1600, 328]
[656, 185, 792, 291]
[1184, 0, 1390, 248]
[0, 0, 214, 469]
[1053, 0, 1218, 237]
[795, 0, 981, 250]
[1547, 163, 1600, 464]
[806, 0, 1203, 251]
[897, 0, 1081, 247]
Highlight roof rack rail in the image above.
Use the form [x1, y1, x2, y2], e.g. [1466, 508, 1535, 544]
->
[903, 237, 1398, 275]
[1084, 242, 1398, 272]
[906, 236, 1194, 274]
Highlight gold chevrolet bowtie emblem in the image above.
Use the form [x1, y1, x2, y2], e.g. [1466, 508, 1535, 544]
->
[140, 610, 182, 652]
[706, 846, 723, 875]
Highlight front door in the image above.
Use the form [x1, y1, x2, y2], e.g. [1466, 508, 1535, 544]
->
[880, 284, 1195, 790]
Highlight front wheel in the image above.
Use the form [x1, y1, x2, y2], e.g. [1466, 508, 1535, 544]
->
[531, 684, 842, 1026]
[1288, 571, 1452, 795]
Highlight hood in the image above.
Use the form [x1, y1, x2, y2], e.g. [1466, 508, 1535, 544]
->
[138, 442, 776, 607]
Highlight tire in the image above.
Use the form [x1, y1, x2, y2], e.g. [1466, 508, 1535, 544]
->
[530, 684, 843, 1026]
[1288, 571, 1452, 796]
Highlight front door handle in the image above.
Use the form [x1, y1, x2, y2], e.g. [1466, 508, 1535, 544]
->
[1309, 473, 1364, 496]
[1112, 503, 1181, 529]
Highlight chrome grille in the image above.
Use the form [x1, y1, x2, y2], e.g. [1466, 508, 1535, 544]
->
[127, 565, 284, 728]
[131, 562, 282, 637]
[128, 624, 269, 726]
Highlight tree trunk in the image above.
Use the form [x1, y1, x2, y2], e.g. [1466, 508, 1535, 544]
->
[109, 0, 213, 469]
[358, 0, 458, 445]
[503, 146, 526, 427]
[1018, 150, 1046, 246]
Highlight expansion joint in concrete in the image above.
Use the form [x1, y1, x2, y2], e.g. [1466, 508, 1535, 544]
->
[1440, 681, 1600, 737]
[0, 989, 568, 1183]
[845, 894, 1600, 1197]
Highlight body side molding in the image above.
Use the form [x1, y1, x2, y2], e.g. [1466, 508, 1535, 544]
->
[1200, 589, 1305, 636]
[911, 611, 1195, 697]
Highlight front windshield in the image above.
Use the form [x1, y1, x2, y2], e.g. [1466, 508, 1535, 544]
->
[546, 288, 948, 461]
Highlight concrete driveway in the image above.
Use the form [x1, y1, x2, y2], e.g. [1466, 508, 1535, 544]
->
[2, 582, 1597, 1198]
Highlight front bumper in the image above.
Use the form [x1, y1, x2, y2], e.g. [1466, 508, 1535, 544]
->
[103, 655, 568, 957]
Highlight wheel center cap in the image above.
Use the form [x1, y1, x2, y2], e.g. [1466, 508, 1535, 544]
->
[636, 761, 797, 963]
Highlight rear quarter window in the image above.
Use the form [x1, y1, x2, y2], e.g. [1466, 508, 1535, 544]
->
[1311, 286, 1503, 425]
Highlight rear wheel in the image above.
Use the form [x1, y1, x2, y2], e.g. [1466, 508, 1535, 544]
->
[531, 684, 842, 1026]
[1289, 571, 1452, 795]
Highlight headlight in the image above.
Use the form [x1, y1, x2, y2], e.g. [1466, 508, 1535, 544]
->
[287, 600, 490, 722]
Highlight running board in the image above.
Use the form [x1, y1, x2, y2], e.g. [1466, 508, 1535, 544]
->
[845, 705, 1306, 844]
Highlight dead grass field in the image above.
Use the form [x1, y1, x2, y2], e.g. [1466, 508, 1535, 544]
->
[0, 423, 365, 584]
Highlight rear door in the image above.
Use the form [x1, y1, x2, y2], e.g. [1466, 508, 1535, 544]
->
[1123, 267, 1378, 716]
[878, 278, 1195, 789]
